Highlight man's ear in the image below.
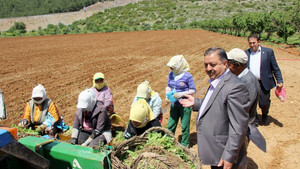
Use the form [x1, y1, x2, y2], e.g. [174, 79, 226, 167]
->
[224, 60, 228, 68]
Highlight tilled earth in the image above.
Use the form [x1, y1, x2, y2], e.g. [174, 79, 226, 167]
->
[0, 30, 299, 169]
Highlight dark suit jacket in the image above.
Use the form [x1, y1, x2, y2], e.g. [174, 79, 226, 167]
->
[193, 71, 250, 166]
[245, 46, 283, 91]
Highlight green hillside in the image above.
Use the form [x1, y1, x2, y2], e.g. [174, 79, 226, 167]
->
[73, 0, 295, 31]
[1, 0, 299, 44]
[0, 0, 105, 18]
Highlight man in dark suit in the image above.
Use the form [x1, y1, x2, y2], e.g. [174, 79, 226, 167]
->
[245, 34, 283, 123]
[180, 47, 251, 169]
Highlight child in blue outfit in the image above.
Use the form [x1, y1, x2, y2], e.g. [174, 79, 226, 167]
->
[166, 55, 196, 147]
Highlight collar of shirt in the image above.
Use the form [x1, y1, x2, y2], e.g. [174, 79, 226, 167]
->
[238, 68, 249, 78]
[172, 71, 186, 81]
[209, 68, 230, 89]
[197, 69, 229, 120]
[250, 46, 261, 55]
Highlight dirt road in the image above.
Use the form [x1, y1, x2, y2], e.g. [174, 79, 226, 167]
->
[0, 29, 299, 168]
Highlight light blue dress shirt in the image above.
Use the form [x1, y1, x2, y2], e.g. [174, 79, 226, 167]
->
[198, 69, 230, 120]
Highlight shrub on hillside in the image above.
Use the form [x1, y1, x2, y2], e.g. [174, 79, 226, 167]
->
[152, 23, 165, 30]
[8, 22, 27, 35]
[44, 24, 59, 35]
[68, 24, 81, 34]
[141, 23, 151, 31]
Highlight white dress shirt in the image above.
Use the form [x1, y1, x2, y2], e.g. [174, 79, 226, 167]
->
[238, 68, 249, 79]
[249, 46, 261, 80]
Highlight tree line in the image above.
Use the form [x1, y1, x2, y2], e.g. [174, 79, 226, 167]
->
[194, 5, 299, 43]
[0, 0, 108, 18]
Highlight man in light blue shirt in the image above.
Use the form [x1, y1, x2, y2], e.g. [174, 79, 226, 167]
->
[181, 47, 250, 169]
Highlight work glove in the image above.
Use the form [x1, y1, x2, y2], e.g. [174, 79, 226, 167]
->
[124, 130, 132, 140]
[81, 137, 93, 146]
[165, 97, 170, 103]
[173, 92, 185, 99]
[70, 138, 77, 145]
[90, 129, 101, 139]
[173, 90, 196, 99]
[36, 124, 47, 134]
[48, 126, 59, 137]
[124, 126, 136, 139]
[71, 128, 79, 138]
[18, 119, 28, 128]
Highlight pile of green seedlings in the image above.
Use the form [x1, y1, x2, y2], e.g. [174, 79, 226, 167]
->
[113, 131, 196, 169]
[12, 124, 40, 138]
[11, 124, 72, 140]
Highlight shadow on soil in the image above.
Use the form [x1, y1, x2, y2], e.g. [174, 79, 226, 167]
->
[257, 114, 283, 127]
[247, 157, 259, 169]
[178, 132, 197, 148]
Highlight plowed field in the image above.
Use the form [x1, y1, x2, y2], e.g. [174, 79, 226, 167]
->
[0, 30, 299, 169]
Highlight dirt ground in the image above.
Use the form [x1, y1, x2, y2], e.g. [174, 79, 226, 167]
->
[0, 29, 299, 169]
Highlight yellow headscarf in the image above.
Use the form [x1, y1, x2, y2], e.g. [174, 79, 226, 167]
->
[93, 72, 107, 90]
[129, 99, 155, 128]
[166, 55, 190, 75]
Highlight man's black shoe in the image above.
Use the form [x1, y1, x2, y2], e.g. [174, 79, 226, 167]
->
[262, 114, 268, 123]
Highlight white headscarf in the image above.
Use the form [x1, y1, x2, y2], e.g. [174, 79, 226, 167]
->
[166, 55, 190, 75]
[77, 89, 97, 111]
[136, 81, 152, 100]
[31, 84, 47, 104]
